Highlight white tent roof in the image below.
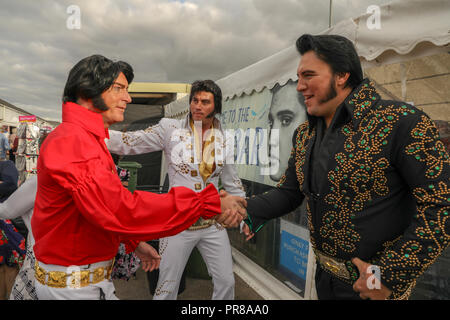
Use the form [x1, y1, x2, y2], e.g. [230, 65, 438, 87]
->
[165, 0, 450, 117]
[216, 0, 450, 99]
[164, 94, 190, 118]
[329, 0, 450, 61]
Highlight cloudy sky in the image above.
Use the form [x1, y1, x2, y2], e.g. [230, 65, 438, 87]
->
[0, 0, 392, 122]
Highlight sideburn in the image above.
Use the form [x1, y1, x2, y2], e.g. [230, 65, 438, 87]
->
[205, 110, 216, 118]
[319, 77, 337, 104]
[189, 111, 215, 119]
[92, 95, 109, 111]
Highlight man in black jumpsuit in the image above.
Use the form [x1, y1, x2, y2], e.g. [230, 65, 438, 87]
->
[244, 34, 450, 300]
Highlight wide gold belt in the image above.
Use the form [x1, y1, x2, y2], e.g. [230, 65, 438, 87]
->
[315, 250, 359, 283]
[188, 218, 216, 230]
[34, 259, 114, 289]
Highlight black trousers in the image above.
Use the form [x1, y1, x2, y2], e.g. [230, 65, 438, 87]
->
[315, 264, 362, 300]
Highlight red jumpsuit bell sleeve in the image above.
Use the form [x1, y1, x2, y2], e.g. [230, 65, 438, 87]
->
[57, 157, 221, 240]
[32, 133, 221, 266]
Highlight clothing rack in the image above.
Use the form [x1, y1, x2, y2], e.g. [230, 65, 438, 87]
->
[15, 122, 40, 184]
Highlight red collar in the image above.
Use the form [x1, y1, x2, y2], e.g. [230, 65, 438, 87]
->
[62, 102, 109, 139]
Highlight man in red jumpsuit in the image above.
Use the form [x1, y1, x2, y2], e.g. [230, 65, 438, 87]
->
[31, 55, 244, 299]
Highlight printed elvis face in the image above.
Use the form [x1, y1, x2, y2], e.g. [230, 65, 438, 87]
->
[268, 81, 307, 181]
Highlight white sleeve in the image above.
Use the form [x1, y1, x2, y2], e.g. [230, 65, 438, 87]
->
[0, 175, 36, 219]
[220, 163, 246, 198]
[106, 119, 169, 155]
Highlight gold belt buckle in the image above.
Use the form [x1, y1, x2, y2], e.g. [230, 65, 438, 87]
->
[324, 260, 341, 275]
[47, 271, 68, 288]
[69, 270, 91, 288]
[35, 261, 46, 285]
[188, 218, 214, 230]
[317, 251, 351, 280]
[92, 267, 105, 284]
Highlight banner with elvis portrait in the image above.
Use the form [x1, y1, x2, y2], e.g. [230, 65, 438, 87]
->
[220, 80, 317, 298]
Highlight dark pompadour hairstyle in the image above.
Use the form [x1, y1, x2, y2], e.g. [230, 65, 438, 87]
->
[62, 54, 134, 110]
[296, 34, 363, 89]
[189, 80, 222, 115]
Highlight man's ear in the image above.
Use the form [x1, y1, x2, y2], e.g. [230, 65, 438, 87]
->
[76, 97, 92, 108]
[335, 72, 350, 88]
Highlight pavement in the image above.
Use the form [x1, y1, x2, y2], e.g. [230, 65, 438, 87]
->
[113, 268, 264, 300]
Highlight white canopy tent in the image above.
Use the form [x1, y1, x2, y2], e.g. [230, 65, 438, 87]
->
[214, 0, 450, 119]
[165, 0, 450, 121]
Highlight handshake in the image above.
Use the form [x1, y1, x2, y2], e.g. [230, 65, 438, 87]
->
[216, 190, 254, 240]
[137, 190, 255, 273]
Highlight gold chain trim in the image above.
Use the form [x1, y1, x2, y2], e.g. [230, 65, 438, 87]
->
[34, 259, 114, 289]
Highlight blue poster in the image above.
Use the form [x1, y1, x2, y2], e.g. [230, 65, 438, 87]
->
[279, 230, 309, 280]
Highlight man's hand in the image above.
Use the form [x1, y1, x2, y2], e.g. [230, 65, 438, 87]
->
[134, 242, 161, 272]
[352, 257, 392, 300]
[216, 190, 247, 228]
[241, 222, 255, 241]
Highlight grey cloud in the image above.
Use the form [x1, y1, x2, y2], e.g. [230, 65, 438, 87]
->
[0, 0, 393, 122]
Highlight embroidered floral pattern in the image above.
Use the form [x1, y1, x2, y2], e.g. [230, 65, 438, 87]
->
[405, 115, 450, 179]
[294, 122, 314, 191]
[121, 131, 142, 147]
[379, 120, 450, 298]
[175, 163, 190, 175]
[319, 86, 422, 256]
[154, 280, 177, 296]
[144, 124, 164, 141]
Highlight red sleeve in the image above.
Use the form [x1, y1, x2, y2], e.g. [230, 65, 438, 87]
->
[122, 239, 140, 254]
[50, 157, 221, 242]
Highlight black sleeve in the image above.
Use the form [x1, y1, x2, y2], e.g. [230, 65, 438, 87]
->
[246, 128, 305, 233]
[0, 160, 18, 198]
[377, 112, 450, 299]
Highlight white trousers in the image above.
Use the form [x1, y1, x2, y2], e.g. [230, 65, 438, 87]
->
[34, 260, 118, 300]
[153, 224, 235, 300]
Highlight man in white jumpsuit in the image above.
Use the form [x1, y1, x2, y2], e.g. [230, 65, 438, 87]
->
[107, 80, 246, 300]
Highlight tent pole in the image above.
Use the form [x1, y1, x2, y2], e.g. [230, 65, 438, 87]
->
[329, 0, 333, 28]
[400, 63, 407, 101]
